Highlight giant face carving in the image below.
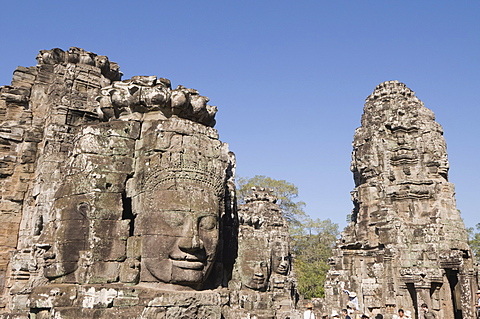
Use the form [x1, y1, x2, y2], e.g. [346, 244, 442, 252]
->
[271, 242, 290, 275]
[138, 188, 220, 287]
[41, 197, 90, 281]
[239, 236, 270, 291]
[244, 260, 269, 291]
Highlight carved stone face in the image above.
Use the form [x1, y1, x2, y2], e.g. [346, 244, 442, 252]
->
[43, 236, 81, 280]
[42, 198, 90, 280]
[271, 243, 290, 275]
[138, 189, 220, 287]
[244, 260, 269, 291]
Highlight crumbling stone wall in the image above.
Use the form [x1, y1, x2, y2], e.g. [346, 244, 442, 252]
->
[0, 48, 299, 319]
[324, 81, 477, 319]
[0, 48, 121, 308]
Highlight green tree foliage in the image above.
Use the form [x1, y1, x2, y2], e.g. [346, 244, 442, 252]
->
[236, 175, 306, 225]
[236, 175, 339, 299]
[292, 217, 339, 298]
[467, 223, 480, 263]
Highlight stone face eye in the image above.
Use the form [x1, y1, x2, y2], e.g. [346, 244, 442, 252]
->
[161, 211, 186, 228]
[199, 215, 217, 231]
[77, 202, 90, 218]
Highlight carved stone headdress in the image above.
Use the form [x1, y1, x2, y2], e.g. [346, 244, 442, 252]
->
[142, 155, 226, 197]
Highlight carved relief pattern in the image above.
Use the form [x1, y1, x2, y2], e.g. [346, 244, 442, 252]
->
[324, 81, 476, 319]
[229, 187, 298, 318]
[0, 48, 250, 318]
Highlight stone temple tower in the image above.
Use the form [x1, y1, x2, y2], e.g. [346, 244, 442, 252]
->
[325, 81, 477, 319]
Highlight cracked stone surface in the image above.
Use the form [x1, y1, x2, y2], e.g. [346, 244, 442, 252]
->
[324, 81, 477, 319]
[0, 48, 299, 318]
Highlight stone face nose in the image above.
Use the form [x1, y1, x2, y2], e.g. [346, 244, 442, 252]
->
[279, 260, 288, 269]
[177, 216, 204, 252]
[253, 263, 266, 277]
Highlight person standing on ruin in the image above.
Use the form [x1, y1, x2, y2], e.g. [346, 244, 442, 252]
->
[344, 290, 359, 310]
[421, 304, 436, 319]
[304, 303, 316, 319]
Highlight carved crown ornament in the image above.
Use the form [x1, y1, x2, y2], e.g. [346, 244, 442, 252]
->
[141, 156, 226, 196]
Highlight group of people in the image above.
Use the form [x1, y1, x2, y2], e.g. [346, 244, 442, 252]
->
[304, 288, 480, 319]
[303, 290, 366, 319]
[304, 303, 430, 319]
[303, 288, 459, 319]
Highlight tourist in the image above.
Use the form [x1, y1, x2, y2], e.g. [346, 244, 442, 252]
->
[331, 310, 340, 318]
[346, 305, 355, 318]
[304, 302, 316, 319]
[476, 290, 480, 318]
[343, 290, 359, 310]
[404, 310, 412, 318]
[397, 309, 406, 319]
[421, 303, 436, 319]
[342, 308, 352, 319]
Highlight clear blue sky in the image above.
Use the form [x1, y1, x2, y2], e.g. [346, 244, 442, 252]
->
[1, 1, 478, 230]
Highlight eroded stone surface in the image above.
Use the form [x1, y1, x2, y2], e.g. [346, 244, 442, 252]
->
[0, 48, 121, 310]
[0, 48, 299, 318]
[229, 187, 299, 319]
[324, 81, 477, 319]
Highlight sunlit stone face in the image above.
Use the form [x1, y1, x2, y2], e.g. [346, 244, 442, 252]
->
[138, 189, 220, 287]
[271, 243, 290, 275]
[244, 260, 269, 291]
[239, 234, 270, 291]
[42, 198, 90, 281]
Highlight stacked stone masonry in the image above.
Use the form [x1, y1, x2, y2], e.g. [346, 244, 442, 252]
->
[0, 49, 477, 319]
[324, 81, 478, 319]
[0, 48, 300, 318]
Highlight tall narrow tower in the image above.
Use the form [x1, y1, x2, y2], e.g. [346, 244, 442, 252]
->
[325, 81, 477, 319]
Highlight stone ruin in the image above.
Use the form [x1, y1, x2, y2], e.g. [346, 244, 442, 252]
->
[0, 49, 477, 319]
[324, 81, 478, 319]
[229, 187, 297, 319]
[0, 47, 299, 318]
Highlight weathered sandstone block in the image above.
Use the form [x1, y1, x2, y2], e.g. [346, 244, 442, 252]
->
[0, 48, 299, 318]
[324, 81, 477, 319]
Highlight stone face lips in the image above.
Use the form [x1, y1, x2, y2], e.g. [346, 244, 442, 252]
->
[0, 48, 299, 318]
[229, 187, 298, 319]
[324, 81, 476, 319]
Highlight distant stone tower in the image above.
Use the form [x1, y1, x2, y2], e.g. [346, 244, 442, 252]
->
[325, 81, 477, 319]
